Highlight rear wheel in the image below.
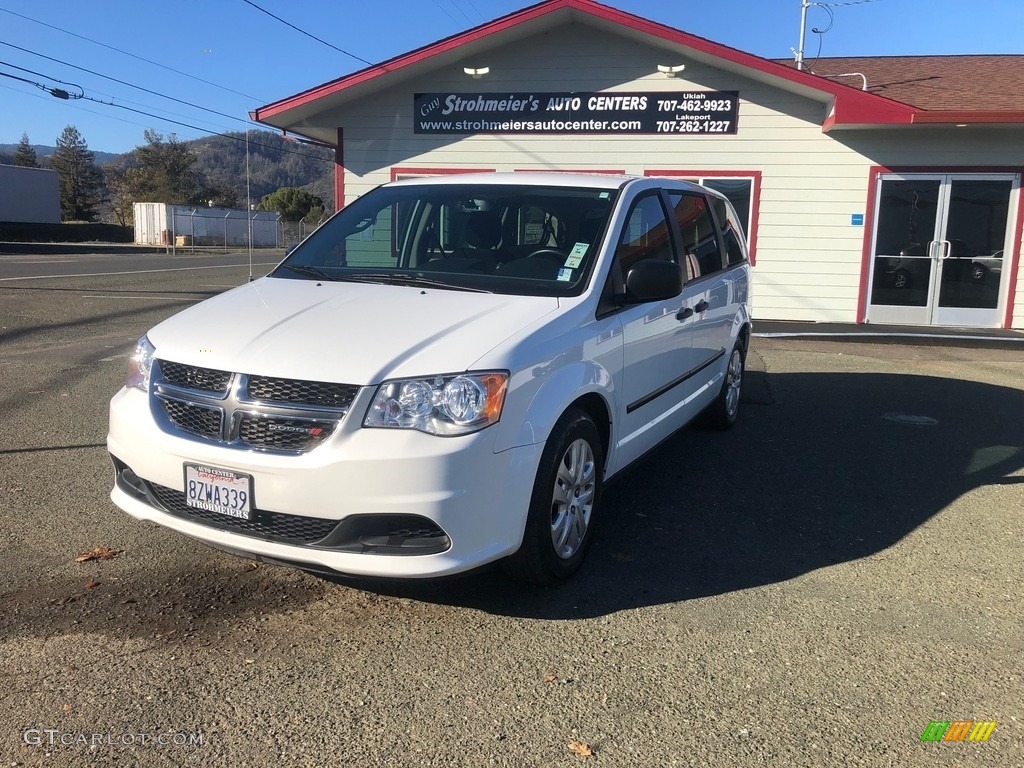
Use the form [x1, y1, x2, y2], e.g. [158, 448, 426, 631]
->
[503, 409, 603, 585]
[702, 342, 745, 430]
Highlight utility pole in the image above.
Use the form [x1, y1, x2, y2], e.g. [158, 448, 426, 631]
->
[796, 0, 810, 70]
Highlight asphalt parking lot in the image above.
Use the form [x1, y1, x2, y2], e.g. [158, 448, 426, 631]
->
[1, 251, 1022, 767]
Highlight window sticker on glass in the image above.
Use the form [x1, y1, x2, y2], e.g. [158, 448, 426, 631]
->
[599, 192, 610, 199]
[564, 242, 588, 269]
[557, 267, 573, 282]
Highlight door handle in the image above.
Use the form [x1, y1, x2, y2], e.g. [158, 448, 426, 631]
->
[676, 306, 694, 321]
[694, 299, 710, 313]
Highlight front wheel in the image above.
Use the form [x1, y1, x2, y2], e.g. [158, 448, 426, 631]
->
[702, 343, 745, 430]
[502, 409, 603, 585]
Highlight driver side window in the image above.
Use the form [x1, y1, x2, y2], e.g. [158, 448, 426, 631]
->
[614, 193, 674, 282]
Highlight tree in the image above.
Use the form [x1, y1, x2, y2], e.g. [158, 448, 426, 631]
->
[50, 125, 104, 221]
[102, 162, 135, 226]
[257, 187, 325, 221]
[129, 129, 203, 204]
[13, 133, 38, 167]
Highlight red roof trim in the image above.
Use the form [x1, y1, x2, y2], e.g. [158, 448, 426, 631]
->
[910, 111, 1024, 125]
[253, 0, 919, 131]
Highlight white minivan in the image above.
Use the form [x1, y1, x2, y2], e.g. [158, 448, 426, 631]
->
[108, 173, 751, 584]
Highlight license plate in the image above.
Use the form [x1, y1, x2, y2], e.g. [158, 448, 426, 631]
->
[184, 464, 252, 520]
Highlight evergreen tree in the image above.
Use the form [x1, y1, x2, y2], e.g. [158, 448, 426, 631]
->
[129, 129, 203, 204]
[13, 132, 38, 167]
[258, 187, 325, 221]
[50, 125, 104, 221]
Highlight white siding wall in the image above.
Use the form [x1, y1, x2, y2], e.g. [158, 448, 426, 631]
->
[330, 25, 1024, 327]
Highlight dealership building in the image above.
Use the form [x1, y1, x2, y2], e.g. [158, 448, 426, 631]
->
[253, 0, 1024, 329]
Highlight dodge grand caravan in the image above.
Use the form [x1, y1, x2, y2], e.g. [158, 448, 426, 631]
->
[108, 173, 751, 584]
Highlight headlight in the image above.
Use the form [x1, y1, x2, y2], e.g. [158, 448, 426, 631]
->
[364, 372, 508, 436]
[126, 335, 156, 391]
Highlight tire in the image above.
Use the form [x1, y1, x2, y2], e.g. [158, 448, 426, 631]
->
[702, 342, 745, 430]
[502, 409, 603, 585]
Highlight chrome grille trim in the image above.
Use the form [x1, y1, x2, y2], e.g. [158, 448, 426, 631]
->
[152, 360, 357, 454]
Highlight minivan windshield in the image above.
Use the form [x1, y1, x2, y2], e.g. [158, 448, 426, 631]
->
[271, 183, 619, 296]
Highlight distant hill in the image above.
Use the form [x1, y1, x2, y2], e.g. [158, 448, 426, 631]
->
[0, 143, 119, 166]
[1, 130, 335, 219]
[186, 131, 335, 211]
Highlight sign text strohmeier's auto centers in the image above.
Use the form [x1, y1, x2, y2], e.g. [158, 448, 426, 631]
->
[414, 91, 739, 135]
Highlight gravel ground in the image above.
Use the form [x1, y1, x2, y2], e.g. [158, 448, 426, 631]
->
[1, 256, 1021, 766]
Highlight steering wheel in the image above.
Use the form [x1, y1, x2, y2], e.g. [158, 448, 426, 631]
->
[526, 248, 567, 262]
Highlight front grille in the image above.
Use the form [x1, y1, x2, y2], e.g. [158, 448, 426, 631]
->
[147, 482, 340, 545]
[247, 375, 359, 408]
[238, 415, 334, 452]
[159, 361, 231, 393]
[161, 399, 222, 440]
[153, 362, 359, 454]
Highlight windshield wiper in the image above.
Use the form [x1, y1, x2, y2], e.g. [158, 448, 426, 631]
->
[280, 264, 336, 281]
[339, 273, 492, 293]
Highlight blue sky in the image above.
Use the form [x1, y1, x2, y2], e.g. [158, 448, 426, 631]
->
[1, 0, 1021, 155]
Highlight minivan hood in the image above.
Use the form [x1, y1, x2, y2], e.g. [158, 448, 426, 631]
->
[147, 277, 559, 384]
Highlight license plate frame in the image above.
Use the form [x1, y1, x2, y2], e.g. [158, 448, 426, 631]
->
[183, 463, 253, 520]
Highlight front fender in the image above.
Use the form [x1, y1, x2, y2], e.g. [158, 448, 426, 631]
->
[493, 358, 615, 453]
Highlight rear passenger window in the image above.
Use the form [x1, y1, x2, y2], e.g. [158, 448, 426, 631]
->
[709, 196, 748, 267]
[615, 193, 674, 277]
[667, 192, 722, 280]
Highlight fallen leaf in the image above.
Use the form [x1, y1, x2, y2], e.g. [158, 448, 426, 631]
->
[74, 546, 121, 563]
[55, 596, 77, 606]
[84, 578, 101, 590]
[243, 562, 259, 572]
[62, 703, 72, 713]
[543, 674, 557, 684]
[244, 659, 255, 665]
[568, 741, 593, 757]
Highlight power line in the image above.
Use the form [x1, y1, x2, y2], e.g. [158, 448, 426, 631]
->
[428, 0, 466, 27]
[817, 0, 883, 6]
[0, 38, 249, 125]
[0, 80, 168, 135]
[0, 58, 83, 97]
[0, 5, 267, 102]
[239, 0, 374, 66]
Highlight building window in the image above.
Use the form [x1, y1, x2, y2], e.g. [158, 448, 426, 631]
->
[390, 167, 494, 181]
[644, 170, 760, 264]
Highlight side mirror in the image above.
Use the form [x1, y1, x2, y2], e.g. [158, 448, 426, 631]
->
[622, 259, 683, 303]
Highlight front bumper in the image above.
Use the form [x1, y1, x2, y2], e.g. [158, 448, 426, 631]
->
[107, 386, 542, 578]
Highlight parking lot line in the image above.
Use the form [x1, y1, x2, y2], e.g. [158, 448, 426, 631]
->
[82, 295, 204, 300]
[0, 262, 278, 282]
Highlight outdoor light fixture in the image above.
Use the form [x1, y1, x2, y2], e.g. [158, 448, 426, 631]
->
[463, 66, 490, 79]
[657, 64, 685, 77]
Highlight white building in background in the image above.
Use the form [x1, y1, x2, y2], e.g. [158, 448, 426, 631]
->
[252, 0, 1024, 330]
[0, 165, 60, 224]
[133, 202, 279, 247]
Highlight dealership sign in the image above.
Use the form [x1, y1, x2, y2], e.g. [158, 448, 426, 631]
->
[414, 91, 739, 135]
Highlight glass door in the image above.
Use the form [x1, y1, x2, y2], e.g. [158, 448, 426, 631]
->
[867, 173, 1018, 327]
